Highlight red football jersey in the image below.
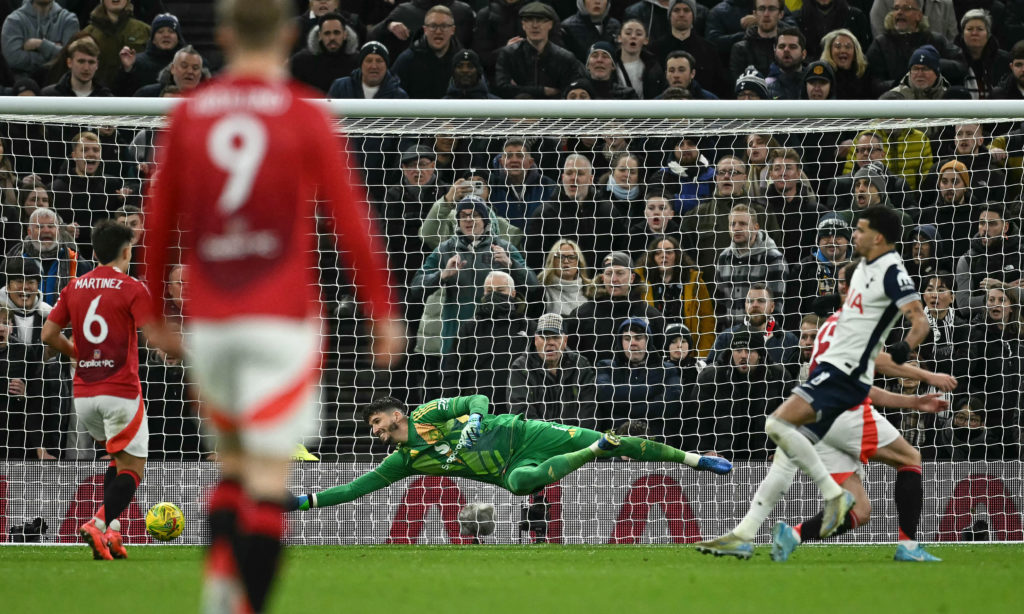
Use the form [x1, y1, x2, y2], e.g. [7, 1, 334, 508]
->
[144, 76, 395, 322]
[48, 266, 153, 399]
[808, 312, 840, 375]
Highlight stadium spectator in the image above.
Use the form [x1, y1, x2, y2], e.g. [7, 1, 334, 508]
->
[376, 145, 442, 285]
[651, 0, 726, 97]
[902, 224, 944, 282]
[443, 48, 500, 99]
[707, 0, 757, 58]
[472, 0, 527, 80]
[792, 0, 871, 58]
[369, 0, 475, 59]
[40, 38, 113, 97]
[763, 148, 819, 266]
[916, 271, 968, 380]
[865, 0, 966, 92]
[765, 26, 807, 99]
[993, 39, 1024, 100]
[597, 317, 671, 437]
[599, 152, 644, 220]
[409, 195, 536, 357]
[692, 328, 794, 459]
[733, 64, 769, 98]
[614, 19, 665, 99]
[657, 49, 717, 99]
[523, 154, 622, 272]
[50, 131, 129, 256]
[651, 136, 714, 215]
[729, 0, 786, 81]
[421, 174, 522, 250]
[662, 321, 706, 445]
[392, 5, 462, 99]
[112, 12, 185, 96]
[508, 312, 599, 427]
[793, 215, 854, 319]
[634, 233, 715, 357]
[292, 0, 344, 53]
[870, 0, 958, 42]
[289, 12, 360, 94]
[954, 203, 1022, 318]
[564, 250, 666, 366]
[682, 155, 780, 283]
[833, 128, 928, 200]
[327, 41, 408, 99]
[932, 122, 1007, 203]
[81, 0, 151, 88]
[539, 239, 596, 316]
[742, 132, 778, 195]
[964, 286, 1022, 456]
[820, 28, 877, 99]
[713, 203, 788, 331]
[0, 259, 62, 459]
[133, 44, 206, 96]
[11, 177, 56, 245]
[5, 208, 91, 307]
[1, 0, 80, 82]
[932, 396, 995, 461]
[879, 43, 966, 99]
[560, 0, 621, 63]
[625, 193, 685, 259]
[955, 8, 1008, 100]
[918, 160, 979, 259]
[832, 161, 916, 234]
[488, 138, 556, 230]
[494, 2, 585, 99]
[795, 313, 821, 382]
[584, 40, 638, 99]
[0, 305, 48, 459]
[708, 281, 799, 371]
[442, 270, 531, 413]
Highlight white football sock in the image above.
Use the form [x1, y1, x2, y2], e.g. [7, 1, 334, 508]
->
[765, 416, 843, 500]
[733, 449, 798, 541]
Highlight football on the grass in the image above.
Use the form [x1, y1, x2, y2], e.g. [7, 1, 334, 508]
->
[146, 502, 185, 541]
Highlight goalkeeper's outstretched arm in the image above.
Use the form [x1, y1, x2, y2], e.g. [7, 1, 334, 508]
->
[287, 453, 411, 511]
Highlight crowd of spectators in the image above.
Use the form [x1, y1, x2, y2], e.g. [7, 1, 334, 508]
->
[2, 0, 1024, 463]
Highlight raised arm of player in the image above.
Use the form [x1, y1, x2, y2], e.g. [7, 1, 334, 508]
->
[897, 299, 930, 353]
[875, 351, 957, 391]
[868, 386, 949, 414]
[315, 118, 403, 367]
[289, 452, 412, 510]
[40, 320, 74, 360]
[413, 395, 491, 423]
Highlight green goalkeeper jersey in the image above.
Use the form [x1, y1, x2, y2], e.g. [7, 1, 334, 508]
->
[313, 395, 523, 505]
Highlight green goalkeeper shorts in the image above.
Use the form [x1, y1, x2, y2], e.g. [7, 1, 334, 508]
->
[502, 420, 603, 476]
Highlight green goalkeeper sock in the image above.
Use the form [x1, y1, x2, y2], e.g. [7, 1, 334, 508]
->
[617, 437, 700, 467]
[506, 447, 596, 495]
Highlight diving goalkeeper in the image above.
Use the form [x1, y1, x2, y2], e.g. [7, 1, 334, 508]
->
[287, 395, 732, 511]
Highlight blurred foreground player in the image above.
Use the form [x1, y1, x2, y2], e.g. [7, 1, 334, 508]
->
[144, 0, 401, 611]
[42, 220, 181, 560]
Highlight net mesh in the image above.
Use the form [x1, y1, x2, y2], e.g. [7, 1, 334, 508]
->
[1, 105, 1022, 544]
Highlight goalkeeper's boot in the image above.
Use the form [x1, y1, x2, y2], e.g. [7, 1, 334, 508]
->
[105, 521, 127, 560]
[695, 455, 733, 475]
[80, 519, 113, 561]
[596, 430, 622, 452]
[894, 543, 942, 562]
[770, 521, 800, 562]
[820, 490, 856, 538]
[694, 532, 754, 560]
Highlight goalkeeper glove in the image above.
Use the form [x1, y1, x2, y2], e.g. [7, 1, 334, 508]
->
[459, 413, 483, 449]
[286, 493, 313, 512]
[889, 341, 911, 365]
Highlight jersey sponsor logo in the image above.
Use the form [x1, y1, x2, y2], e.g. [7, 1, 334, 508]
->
[73, 277, 124, 290]
[845, 290, 864, 314]
[198, 228, 280, 262]
[897, 271, 915, 292]
[78, 358, 116, 369]
[809, 369, 831, 387]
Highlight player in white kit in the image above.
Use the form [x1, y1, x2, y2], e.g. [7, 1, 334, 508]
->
[696, 207, 931, 555]
[696, 259, 951, 561]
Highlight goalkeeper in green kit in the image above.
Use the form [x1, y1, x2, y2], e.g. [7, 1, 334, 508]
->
[286, 394, 732, 511]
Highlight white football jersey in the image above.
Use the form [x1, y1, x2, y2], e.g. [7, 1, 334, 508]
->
[817, 250, 920, 385]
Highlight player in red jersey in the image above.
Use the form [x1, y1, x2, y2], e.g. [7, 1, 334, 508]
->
[42, 220, 182, 560]
[143, 1, 401, 611]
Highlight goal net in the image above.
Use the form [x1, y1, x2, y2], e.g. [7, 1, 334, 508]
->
[0, 99, 1021, 545]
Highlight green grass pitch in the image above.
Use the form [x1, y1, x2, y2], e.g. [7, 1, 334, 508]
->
[1, 544, 1020, 613]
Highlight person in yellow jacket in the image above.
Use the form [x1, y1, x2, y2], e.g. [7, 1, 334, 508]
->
[840, 128, 934, 190]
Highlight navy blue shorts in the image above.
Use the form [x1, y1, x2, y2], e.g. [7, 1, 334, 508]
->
[792, 362, 871, 441]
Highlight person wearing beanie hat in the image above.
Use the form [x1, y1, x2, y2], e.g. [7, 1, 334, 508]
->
[290, 12, 361, 95]
[111, 12, 187, 95]
[866, 1, 968, 93]
[327, 40, 408, 99]
[444, 48, 498, 99]
[735, 65, 769, 99]
[494, 2, 585, 99]
[391, 6, 463, 100]
[596, 313, 672, 438]
[957, 9, 1010, 100]
[650, 0, 724, 97]
[560, 0, 621, 64]
[564, 78, 596, 99]
[800, 60, 836, 100]
[917, 159, 976, 259]
[852, 161, 888, 207]
[11, 78, 40, 96]
[794, 215, 854, 319]
[879, 43, 963, 100]
[585, 40, 637, 99]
